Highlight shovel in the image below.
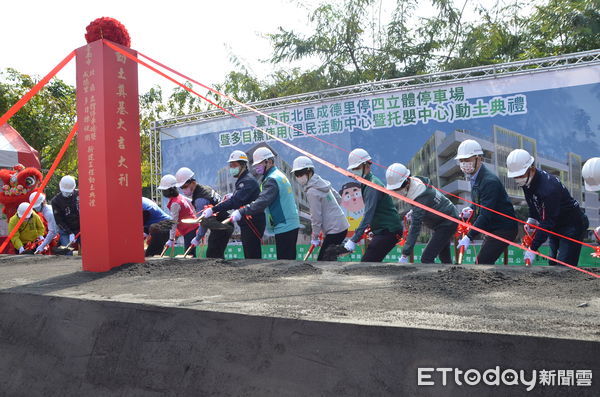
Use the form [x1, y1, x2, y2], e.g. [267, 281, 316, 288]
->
[303, 244, 316, 261]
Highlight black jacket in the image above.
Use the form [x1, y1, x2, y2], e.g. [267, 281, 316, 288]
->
[524, 169, 586, 251]
[213, 169, 265, 227]
[403, 176, 458, 256]
[467, 165, 517, 240]
[51, 190, 80, 234]
[191, 184, 228, 221]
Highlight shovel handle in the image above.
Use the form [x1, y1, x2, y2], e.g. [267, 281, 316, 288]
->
[303, 245, 315, 261]
[160, 245, 169, 257]
[183, 244, 195, 257]
[457, 246, 465, 265]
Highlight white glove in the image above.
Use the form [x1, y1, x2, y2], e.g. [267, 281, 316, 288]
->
[311, 239, 321, 247]
[344, 239, 356, 252]
[18, 247, 25, 254]
[398, 255, 409, 263]
[222, 193, 233, 201]
[524, 218, 539, 234]
[69, 233, 76, 243]
[190, 237, 200, 246]
[460, 207, 474, 219]
[143, 232, 149, 239]
[231, 209, 242, 222]
[202, 207, 214, 218]
[35, 246, 44, 254]
[165, 239, 175, 248]
[457, 236, 471, 250]
[37, 235, 45, 242]
[405, 210, 413, 222]
[524, 250, 536, 264]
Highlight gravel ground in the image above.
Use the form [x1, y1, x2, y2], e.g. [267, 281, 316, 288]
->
[1, 256, 598, 341]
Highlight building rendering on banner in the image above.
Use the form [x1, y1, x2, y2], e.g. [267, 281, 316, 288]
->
[407, 125, 600, 231]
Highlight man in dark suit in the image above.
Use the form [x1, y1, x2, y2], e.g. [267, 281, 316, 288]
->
[455, 139, 518, 264]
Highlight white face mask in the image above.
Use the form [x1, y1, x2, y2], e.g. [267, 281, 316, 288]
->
[514, 176, 528, 187]
[459, 160, 476, 175]
[181, 186, 193, 196]
[296, 175, 309, 186]
[61, 191, 72, 198]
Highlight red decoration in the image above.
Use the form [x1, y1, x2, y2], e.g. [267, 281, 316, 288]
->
[85, 17, 131, 47]
[0, 163, 42, 219]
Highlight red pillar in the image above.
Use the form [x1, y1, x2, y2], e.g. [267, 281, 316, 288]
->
[75, 40, 144, 271]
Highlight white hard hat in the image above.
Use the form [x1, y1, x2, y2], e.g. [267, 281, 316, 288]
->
[29, 192, 45, 207]
[385, 163, 410, 190]
[252, 147, 274, 165]
[17, 202, 32, 219]
[175, 167, 194, 187]
[347, 148, 371, 170]
[228, 150, 249, 163]
[506, 149, 535, 178]
[582, 157, 600, 191]
[292, 156, 314, 172]
[59, 175, 76, 193]
[455, 139, 483, 160]
[158, 174, 178, 190]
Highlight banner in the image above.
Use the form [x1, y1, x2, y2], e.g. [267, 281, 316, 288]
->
[159, 65, 600, 263]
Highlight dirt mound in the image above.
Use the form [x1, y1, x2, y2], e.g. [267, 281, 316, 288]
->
[338, 265, 417, 276]
[111, 259, 322, 283]
[395, 266, 516, 298]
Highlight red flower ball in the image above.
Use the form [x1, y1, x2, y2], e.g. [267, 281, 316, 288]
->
[85, 17, 131, 47]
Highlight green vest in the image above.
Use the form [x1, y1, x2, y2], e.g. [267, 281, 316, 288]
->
[362, 173, 402, 234]
[262, 167, 300, 234]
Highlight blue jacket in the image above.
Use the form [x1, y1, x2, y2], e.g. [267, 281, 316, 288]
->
[142, 197, 171, 228]
[213, 169, 265, 228]
[467, 164, 517, 239]
[241, 166, 300, 234]
[523, 168, 586, 251]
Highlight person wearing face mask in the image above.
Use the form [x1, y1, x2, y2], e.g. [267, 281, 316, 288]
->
[51, 175, 81, 254]
[199, 150, 265, 259]
[343, 148, 402, 262]
[455, 140, 517, 264]
[231, 147, 300, 260]
[173, 167, 232, 258]
[385, 163, 458, 264]
[507, 149, 589, 266]
[29, 192, 58, 254]
[9, 202, 45, 254]
[292, 156, 349, 261]
[156, 174, 198, 256]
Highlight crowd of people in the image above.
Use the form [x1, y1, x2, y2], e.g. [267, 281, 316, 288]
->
[9, 139, 600, 266]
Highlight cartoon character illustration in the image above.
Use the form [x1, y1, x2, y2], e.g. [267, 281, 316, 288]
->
[339, 182, 365, 236]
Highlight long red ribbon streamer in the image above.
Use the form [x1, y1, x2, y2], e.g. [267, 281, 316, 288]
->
[136, 50, 595, 252]
[0, 51, 76, 128]
[107, 41, 599, 277]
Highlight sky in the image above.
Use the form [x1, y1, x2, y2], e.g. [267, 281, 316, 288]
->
[1, 0, 319, 95]
[1, 0, 515, 97]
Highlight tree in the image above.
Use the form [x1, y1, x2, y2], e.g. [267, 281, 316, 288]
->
[0, 68, 77, 197]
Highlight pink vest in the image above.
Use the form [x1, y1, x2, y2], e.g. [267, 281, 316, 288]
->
[167, 195, 198, 236]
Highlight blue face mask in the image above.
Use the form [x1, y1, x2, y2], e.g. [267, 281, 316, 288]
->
[229, 167, 241, 177]
[350, 167, 363, 177]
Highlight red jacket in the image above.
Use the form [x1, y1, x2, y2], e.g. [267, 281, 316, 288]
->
[167, 196, 197, 236]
